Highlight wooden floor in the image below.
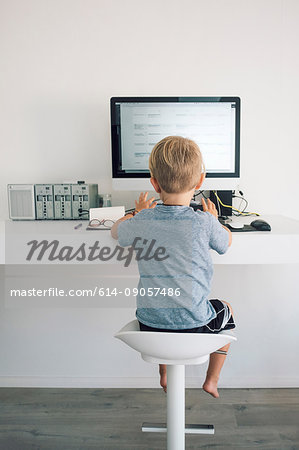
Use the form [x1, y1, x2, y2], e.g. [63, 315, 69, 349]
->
[0, 388, 299, 449]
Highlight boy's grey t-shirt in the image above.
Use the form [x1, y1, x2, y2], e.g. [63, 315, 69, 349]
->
[118, 205, 229, 329]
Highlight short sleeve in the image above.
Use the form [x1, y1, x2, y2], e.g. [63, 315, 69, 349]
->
[208, 213, 229, 254]
[117, 217, 138, 247]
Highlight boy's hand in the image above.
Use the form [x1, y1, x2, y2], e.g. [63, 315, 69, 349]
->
[135, 192, 157, 212]
[202, 198, 218, 219]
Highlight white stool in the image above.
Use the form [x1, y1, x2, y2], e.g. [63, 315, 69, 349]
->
[115, 319, 236, 450]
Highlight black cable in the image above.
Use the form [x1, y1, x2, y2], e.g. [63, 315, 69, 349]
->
[193, 190, 208, 200]
[125, 207, 135, 214]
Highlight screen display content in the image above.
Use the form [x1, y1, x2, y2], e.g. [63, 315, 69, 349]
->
[110, 97, 240, 189]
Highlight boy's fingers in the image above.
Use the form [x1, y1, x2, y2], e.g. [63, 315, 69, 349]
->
[144, 192, 148, 200]
[149, 202, 157, 209]
[202, 198, 207, 211]
[208, 198, 216, 210]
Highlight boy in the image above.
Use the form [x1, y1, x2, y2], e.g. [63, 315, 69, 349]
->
[111, 136, 235, 398]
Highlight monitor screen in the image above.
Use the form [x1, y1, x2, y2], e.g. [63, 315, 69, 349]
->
[111, 97, 240, 188]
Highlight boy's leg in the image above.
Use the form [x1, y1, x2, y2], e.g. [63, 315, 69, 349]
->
[202, 343, 230, 398]
[159, 345, 230, 397]
[159, 364, 167, 393]
[159, 301, 234, 396]
[203, 301, 234, 398]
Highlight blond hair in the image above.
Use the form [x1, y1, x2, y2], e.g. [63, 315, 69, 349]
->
[149, 136, 204, 193]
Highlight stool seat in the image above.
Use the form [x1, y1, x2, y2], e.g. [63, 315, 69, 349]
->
[114, 319, 236, 365]
[115, 319, 237, 450]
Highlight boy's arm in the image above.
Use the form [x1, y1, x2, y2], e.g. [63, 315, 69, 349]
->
[202, 198, 232, 247]
[111, 192, 157, 240]
[221, 224, 232, 247]
[111, 214, 134, 240]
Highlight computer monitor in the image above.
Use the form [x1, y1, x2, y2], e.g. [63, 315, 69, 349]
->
[110, 97, 240, 191]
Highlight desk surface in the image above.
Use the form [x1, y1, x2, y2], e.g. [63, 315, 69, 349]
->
[1, 215, 299, 265]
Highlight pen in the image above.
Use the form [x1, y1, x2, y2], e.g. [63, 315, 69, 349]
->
[74, 223, 82, 230]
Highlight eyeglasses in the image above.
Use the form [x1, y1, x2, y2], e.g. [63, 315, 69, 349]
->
[88, 219, 115, 229]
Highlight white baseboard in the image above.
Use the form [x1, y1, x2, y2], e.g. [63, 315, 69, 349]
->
[0, 376, 298, 388]
[0, 377, 158, 388]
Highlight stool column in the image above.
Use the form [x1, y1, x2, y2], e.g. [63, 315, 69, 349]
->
[167, 364, 185, 450]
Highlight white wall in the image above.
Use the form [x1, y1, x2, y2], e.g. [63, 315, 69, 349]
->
[0, 0, 299, 218]
[1, 262, 299, 388]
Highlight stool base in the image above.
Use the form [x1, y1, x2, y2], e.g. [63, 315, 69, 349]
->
[142, 422, 215, 434]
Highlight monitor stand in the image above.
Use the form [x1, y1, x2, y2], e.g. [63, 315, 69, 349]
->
[209, 190, 233, 217]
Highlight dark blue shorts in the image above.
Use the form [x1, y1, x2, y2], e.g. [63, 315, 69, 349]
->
[138, 299, 236, 334]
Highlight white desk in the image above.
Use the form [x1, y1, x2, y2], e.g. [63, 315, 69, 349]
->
[0, 215, 299, 389]
[1, 215, 299, 264]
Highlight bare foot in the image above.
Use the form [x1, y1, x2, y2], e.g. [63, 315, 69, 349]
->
[159, 367, 167, 393]
[202, 378, 219, 398]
